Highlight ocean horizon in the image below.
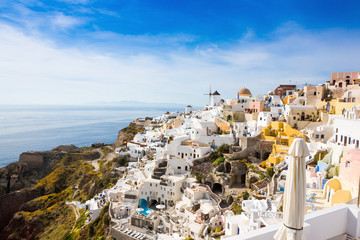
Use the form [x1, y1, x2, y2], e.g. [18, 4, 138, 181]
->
[0, 105, 180, 168]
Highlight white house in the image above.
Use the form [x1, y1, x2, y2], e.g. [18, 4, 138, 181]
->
[175, 140, 211, 162]
[139, 174, 187, 208]
[333, 118, 360, 149]
[257, 112, 273, 131]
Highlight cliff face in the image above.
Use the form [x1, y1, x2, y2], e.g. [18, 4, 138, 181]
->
[0, 144, 123, 239]
[19, 151, 64, 174]
[0, 188, 42, 233]
[115, 123, 144, 148]
[0, 151, 65, 197]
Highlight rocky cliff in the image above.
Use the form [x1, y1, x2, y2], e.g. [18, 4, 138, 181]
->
[0, 188, 42, 233]
[0, 144, 123, 239]
[115, 123, 144, 148]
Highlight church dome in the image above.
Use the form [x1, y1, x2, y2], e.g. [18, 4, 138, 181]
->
[238, 88, 252, 97]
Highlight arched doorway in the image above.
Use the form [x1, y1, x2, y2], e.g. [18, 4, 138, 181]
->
[241, 174, 246, 184]
[149, 199, 158, 208]
[213, 183, 223, 195]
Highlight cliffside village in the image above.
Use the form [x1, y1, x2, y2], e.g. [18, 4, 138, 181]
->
[69, 71, 360, 240]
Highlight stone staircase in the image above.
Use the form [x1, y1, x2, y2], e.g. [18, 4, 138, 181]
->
[151, 160, 167, 180]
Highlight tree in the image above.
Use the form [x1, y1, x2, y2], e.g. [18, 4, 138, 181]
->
[266, 167, 275, 177]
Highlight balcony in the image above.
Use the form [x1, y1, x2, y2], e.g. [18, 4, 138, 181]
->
[224, 204, 360, 240]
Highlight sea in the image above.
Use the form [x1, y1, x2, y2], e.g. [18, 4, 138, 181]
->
[0, 105, 179, 168]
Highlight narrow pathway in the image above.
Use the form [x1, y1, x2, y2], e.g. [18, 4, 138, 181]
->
[68, 203, 80, 232]
[87, 149, 103, 171]
[69, 204, 80, 220]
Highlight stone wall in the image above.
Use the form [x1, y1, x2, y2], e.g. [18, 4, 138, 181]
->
[19, 152, 44, 171]
[231, 139, 273, 162]
[18, 151, 64, 175]
[259, 140, 273, 153]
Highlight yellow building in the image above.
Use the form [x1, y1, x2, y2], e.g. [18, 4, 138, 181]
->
[222, 110, 245, 124]
[282, 95, 296, 105]
[214, 117, 231, 132]
[317, 98, 359, 115]
[259, 121, 305, 168]
[322, 178, 353, 207]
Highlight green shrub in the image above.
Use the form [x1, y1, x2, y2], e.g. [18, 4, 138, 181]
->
[213, 157, 225, 166]
[242, 191, 249, 200]
[266, 167, 275, 177]
[194, 172, 204, 183]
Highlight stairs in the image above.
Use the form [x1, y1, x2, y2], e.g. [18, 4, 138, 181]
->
[151, 160, 167, 179]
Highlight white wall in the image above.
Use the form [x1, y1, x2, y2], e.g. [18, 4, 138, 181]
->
[223, 204, 360, 240]
[333, 118, 360, 148]
[165, 159, 191, 175]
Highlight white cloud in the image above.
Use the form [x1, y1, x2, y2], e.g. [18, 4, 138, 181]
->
[51, 12, 85, 30]
[0, 22, 360, 106]
[57, 0, 91, 5]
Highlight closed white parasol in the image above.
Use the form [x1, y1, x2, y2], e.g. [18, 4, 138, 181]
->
[274, 138, 309, 240]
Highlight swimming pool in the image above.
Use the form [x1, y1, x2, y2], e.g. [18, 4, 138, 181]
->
[139, 199, 151, 216]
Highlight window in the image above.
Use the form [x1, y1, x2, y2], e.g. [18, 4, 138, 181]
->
[321, 134, 324, 139]
[150, 183, 152, 187]
[315, 134, 319, 139]
[336, 128, 338, 133]
[346, 161, 350, 168]
[313, 92, 316, 95]
[178, 166, 181, 169]
[185, 166, 188, 171]
[260, 117, 262, 121]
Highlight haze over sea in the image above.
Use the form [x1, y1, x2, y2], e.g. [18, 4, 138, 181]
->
[0, 105, 179, 168]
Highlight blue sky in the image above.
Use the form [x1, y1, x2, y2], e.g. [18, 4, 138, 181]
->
[1, 0, 360, 105]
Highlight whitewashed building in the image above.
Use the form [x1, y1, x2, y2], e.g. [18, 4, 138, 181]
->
[185, 105, 193, 115]
[333, 118, 360, 149]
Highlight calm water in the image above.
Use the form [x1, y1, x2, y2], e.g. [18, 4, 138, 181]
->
[0, 105, 175, 168]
